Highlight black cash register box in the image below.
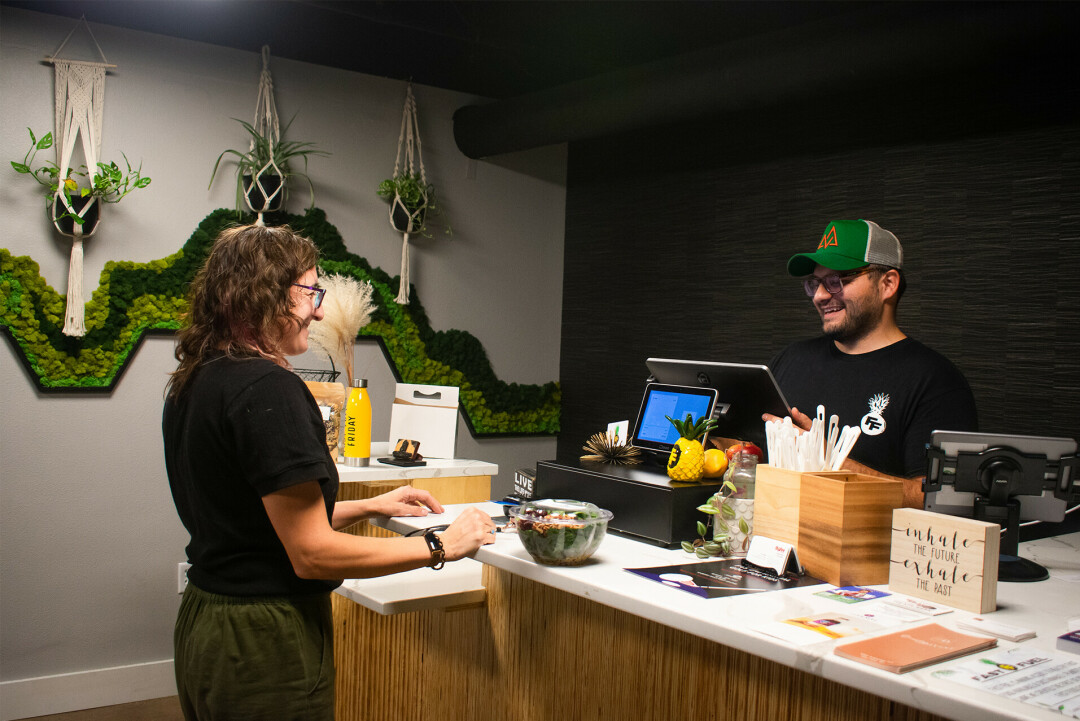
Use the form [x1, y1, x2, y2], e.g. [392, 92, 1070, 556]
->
[533, 459, 726, 548]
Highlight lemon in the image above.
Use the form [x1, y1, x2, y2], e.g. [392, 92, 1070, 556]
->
[703, 448, 728, 478]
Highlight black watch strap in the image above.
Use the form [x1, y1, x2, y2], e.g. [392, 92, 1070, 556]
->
[423, 530, 446, 570]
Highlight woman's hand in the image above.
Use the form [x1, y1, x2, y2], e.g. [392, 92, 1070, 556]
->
[368, 485, 445, 518]
[332, 485, 447, 531]
[438, 506, 497, 561]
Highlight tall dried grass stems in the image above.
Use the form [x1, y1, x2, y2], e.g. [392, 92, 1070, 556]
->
[307, 274, 375, 385]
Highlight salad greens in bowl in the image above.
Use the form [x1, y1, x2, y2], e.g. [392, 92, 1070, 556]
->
[509, 499, 613, 566]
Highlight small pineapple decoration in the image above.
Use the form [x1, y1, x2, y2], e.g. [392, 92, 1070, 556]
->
[665, 413, 718, 482]
[581, 431, 643, 465]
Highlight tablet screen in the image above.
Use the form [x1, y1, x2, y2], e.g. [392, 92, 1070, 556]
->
[631, 383, 718, 454]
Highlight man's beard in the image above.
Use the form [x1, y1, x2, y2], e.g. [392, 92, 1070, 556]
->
[820, 293, 884, 344]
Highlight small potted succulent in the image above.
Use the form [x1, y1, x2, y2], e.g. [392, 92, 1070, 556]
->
[10, 127, 151, 235]
[209, 116, 327, 216]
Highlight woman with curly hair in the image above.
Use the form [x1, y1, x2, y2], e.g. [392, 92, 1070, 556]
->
[163, 224, 494, 720]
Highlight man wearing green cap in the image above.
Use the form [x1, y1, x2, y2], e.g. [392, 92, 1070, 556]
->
[767, 219, 977, 507]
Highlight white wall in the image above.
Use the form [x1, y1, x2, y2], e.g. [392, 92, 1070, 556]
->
[0, 7, 564, 716]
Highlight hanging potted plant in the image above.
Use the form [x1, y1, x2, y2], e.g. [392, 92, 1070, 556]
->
[208, 115, 327, 217]
[10, 127, 151, 236]
[376, 172, 439, 236]
[380, 83, 451, 304]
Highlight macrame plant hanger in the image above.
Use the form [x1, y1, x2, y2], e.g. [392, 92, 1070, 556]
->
[46, 16, 114, 337]
[389, 83, 428, 304]
[246, 46, 283, 227]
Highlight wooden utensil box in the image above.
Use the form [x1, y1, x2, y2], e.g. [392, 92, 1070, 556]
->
[755, 465, 904, 586]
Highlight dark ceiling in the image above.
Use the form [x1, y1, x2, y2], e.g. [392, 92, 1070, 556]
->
[4, 0, 872, 99]
[7, 1, 1078, 157]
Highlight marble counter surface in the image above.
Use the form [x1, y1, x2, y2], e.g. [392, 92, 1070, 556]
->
[335, 442, 498, 484]
[374, 503, 1080, 721]
[335, 559, 486, 615]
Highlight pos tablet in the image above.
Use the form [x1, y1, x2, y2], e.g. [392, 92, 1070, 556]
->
[644, 358, 791, 458]
[630, 383, 718, 456]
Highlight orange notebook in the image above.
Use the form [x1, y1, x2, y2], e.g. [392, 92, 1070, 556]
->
[834, 623, 997, 674]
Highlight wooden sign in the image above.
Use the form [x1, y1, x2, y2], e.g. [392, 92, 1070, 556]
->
[888, 508, 999, 614]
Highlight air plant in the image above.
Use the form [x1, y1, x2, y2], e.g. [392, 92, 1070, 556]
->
[580, 431, 643, 465]
[306, 273, 376, 385]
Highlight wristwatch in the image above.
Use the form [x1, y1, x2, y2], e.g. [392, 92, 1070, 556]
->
[423, 530, 446, 570]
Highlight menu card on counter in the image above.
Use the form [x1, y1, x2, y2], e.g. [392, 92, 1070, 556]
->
[625, 558, 823, 599]
[814, 586, 891, 604]
[842, 602, 930, 628]
[834, 622, 997, 673]
[932, 647, 1080, 718]
[756, 614, 882, 645]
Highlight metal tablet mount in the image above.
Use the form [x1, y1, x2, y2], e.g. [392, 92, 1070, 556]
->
[925, 444, 1078, 582]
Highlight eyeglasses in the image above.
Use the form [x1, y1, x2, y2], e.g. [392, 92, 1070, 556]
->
[292, 283, 326, 309]
[802, 267, 876, 297]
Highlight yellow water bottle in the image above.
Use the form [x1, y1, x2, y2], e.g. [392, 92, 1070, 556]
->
[343, 379, 371, 467]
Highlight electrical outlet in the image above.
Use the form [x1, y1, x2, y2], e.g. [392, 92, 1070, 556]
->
[177, 562, 191, 594]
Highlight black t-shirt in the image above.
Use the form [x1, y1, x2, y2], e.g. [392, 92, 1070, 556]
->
[163, 355, 340, 596]
[769, 337, 978, 478]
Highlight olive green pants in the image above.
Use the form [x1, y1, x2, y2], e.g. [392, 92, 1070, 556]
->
[174, 582, 335, 721]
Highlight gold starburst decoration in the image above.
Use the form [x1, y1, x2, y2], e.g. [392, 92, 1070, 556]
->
[581, 432, 643, 465]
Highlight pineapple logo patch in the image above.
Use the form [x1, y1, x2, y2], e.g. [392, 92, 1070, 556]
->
[860, 393, 890, 436]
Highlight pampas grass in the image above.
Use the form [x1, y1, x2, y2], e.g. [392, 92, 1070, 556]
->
[308, 274, 376, 385]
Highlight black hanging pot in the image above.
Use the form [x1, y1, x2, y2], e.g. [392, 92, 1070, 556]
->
[51, 194, 101, 236]
[390, 196, 427, 234]
[243, 174, 285, 213]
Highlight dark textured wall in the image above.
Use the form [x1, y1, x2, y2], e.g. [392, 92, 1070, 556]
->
[557, 119, 1080, 464]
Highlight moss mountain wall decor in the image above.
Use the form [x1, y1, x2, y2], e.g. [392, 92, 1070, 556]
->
[0, 207, 559, 437]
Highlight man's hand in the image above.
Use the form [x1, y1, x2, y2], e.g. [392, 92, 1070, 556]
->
[762, 405, 813, 432]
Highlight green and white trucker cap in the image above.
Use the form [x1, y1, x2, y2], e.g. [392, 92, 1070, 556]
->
[787, 220, 904, 276]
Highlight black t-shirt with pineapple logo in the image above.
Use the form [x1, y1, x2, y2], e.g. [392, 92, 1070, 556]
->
[769, 337, 978, 478]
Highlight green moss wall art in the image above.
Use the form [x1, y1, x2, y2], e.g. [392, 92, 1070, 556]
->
[0, 208, 560, 437]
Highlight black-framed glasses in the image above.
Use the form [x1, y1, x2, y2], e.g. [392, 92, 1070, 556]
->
[292, 283, 326, 309]
[802, 267, 876, 297]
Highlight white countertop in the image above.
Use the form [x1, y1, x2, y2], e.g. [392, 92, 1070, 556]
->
[335, 559, 486, 615]
[335, 442, 498, 483]
[371, 503, 1080, 721]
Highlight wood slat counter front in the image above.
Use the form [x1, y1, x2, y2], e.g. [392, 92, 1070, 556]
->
[331, 502, 1080, 721]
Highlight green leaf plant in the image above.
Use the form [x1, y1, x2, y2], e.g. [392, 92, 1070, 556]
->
[680, 479, 748, 559]
[209, 116, 328, 216]
[376, 172, 449, 237]
[10, 128, 151, 226]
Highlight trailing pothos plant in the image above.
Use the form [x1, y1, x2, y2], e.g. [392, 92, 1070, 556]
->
[681, 479, 746, 559]
[10, 128, 151, 227]
[377, 172, 448, 237]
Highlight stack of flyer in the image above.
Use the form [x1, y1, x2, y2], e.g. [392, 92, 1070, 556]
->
[956, 616, 1036, 642]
